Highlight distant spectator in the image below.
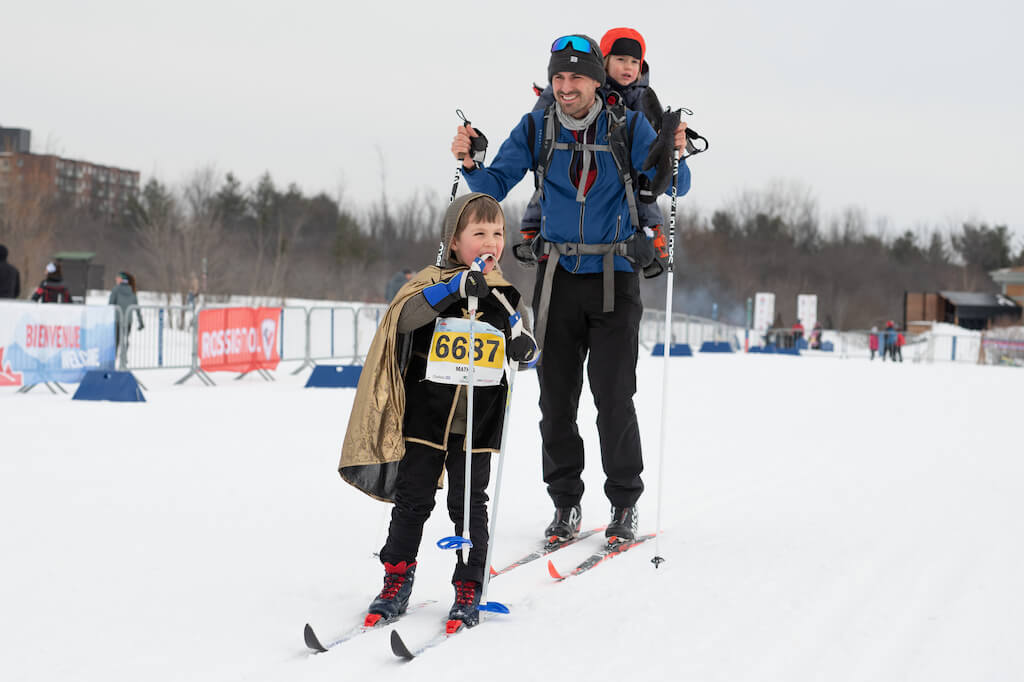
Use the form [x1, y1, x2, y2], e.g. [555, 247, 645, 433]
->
[895, 329, 905, 363]
[385, 269, 413, 302]
[182, 272, 200, 330]
[869, 326, 879, 360]
[881, 320, 896, 362]
[0, 244, 20, 299]
[109, 272, 145, 359]
[186, 273, 199, 309]
[31, 262, 73, 303]
[790, 320, 804, 349]
[809, 321, 823, 349]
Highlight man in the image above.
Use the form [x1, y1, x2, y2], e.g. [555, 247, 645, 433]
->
[0, 244, 20, 298]
[385, 269, 413, 302]
[451, 34, 691, 543]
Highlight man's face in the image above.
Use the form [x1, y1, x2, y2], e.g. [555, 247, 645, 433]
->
[551, 71, 601, 118]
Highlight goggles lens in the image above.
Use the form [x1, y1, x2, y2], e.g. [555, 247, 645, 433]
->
[551, 35, 592, 54]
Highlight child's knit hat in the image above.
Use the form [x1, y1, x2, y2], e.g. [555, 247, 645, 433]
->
[600, 28, 646, 66]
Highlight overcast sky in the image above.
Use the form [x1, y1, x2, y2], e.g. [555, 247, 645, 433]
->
[6, 0, 1023, 243]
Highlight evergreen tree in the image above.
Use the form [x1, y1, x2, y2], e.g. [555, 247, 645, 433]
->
[951, 223, 1012, 272]
[890, 230, 922, 263]
[925, 232, 948, 265]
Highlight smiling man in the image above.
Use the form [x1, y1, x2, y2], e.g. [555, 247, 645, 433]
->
[450, 34, 691, 546]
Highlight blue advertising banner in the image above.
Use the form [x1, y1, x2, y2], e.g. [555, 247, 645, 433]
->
[0, 302, 117, 386]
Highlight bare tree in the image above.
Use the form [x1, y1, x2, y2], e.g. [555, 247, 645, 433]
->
[0, 163, 59, 295]
[129, 178, 182, 302]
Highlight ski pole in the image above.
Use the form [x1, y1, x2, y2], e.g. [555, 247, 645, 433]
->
[652, 146, 680, 569]
[436, 110, 487, 266]
[478, 362, 516, 614]
[437, 255, 491, 554]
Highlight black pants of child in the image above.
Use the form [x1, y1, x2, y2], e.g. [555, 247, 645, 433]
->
[534, 266, 645, 509]
[379, 436, 492, 586]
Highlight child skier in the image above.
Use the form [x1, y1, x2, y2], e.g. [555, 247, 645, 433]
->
[518, 27, 669, 275]
[338, 192, 537, 632]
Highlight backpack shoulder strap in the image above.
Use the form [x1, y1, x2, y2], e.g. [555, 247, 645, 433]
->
[531, 105, 559, 199]
[604, 101, 641, 230]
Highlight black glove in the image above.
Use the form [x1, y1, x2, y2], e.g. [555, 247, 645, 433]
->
[469, 127, 488, 165]
[642, 259, 664, 278]
[512, 239, 537, 267]
[623, 231, 656, 268]
[638, 108, 682, 203]
[137, 322, 145, 331]
[508, 332, 538, 363]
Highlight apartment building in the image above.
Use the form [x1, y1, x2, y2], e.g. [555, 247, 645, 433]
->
[0, 125, 140, 218]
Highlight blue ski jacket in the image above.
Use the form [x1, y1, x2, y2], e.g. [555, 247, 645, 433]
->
[463, 107, 691, 275]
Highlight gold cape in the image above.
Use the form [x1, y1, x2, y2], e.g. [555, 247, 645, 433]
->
[337, 264, 514, 502]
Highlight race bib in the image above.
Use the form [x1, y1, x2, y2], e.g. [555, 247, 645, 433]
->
[425, 317, 505, 386]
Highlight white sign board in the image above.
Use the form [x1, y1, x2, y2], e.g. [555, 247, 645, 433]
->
[797, 294, 818, 333]
[753, 292, 775, 333]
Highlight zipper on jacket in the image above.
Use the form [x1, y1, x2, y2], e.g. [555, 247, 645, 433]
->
[573, 203, 586, 273]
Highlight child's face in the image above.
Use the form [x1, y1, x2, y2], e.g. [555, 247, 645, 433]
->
[606, 55, 641, 86]
[451, 219, 504, 273]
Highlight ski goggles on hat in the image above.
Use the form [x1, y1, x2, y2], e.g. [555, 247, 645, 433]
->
[551, 35, 592, 53]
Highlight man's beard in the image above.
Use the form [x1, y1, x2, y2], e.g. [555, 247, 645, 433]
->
[556, 92, 591, 118]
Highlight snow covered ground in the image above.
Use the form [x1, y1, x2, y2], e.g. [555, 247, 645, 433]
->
[3, 351, 1022, 681]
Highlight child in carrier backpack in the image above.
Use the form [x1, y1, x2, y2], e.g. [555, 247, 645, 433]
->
[519, 27, 670, 275]
[338, 192, 538, 631]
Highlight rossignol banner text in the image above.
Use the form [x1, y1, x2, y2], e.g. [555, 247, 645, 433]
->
[198, 307, 281, 373]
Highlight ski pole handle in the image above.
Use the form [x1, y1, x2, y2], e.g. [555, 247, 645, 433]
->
[439, 111, 475, 267]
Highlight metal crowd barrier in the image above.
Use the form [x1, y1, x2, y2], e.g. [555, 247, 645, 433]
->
[278, 306, 309, 363]
[119, 305, 197, 371]
[116, 302, 392, 379]
[639, 310, 742, 351]
[355, 304, 389, 358]
[305, 306, 360, 365]
[827, 329, 978, 363]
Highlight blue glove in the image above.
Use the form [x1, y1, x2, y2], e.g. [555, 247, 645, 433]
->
[422, 270, 490, 312]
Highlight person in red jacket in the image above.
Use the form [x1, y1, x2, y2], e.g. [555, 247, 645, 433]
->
[791, 320, 805, 349]
[895, 329, 905, 362]
[869, 326, 879, 360]
[31, 262, 73, 303]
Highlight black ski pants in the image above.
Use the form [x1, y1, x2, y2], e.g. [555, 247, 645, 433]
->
[533, 266, 644, 510]
[379, 436, 491, 585]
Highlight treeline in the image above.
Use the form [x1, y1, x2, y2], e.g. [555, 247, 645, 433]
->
[664, 181, 1022, 328]
[2, 171, 1020, 328]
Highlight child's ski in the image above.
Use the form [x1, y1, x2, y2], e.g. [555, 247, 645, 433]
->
[489, 526, 607, 577]
[303, 600, 436, 653]
[391, 618, 483, 660]
[547, 534, 657, 581]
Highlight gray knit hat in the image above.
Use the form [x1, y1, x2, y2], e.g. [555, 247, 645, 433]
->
[548, 34, 605, 85]
[441, 192, 505, 268]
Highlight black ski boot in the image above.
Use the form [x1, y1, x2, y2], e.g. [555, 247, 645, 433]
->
[365, 561, 416, 626]
[446, 579, 482, 633]
[605, 506, 638, 544]
[544, 504, 581, 543]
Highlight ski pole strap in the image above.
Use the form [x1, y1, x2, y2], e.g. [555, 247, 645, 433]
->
[533, 240, 628, 349]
